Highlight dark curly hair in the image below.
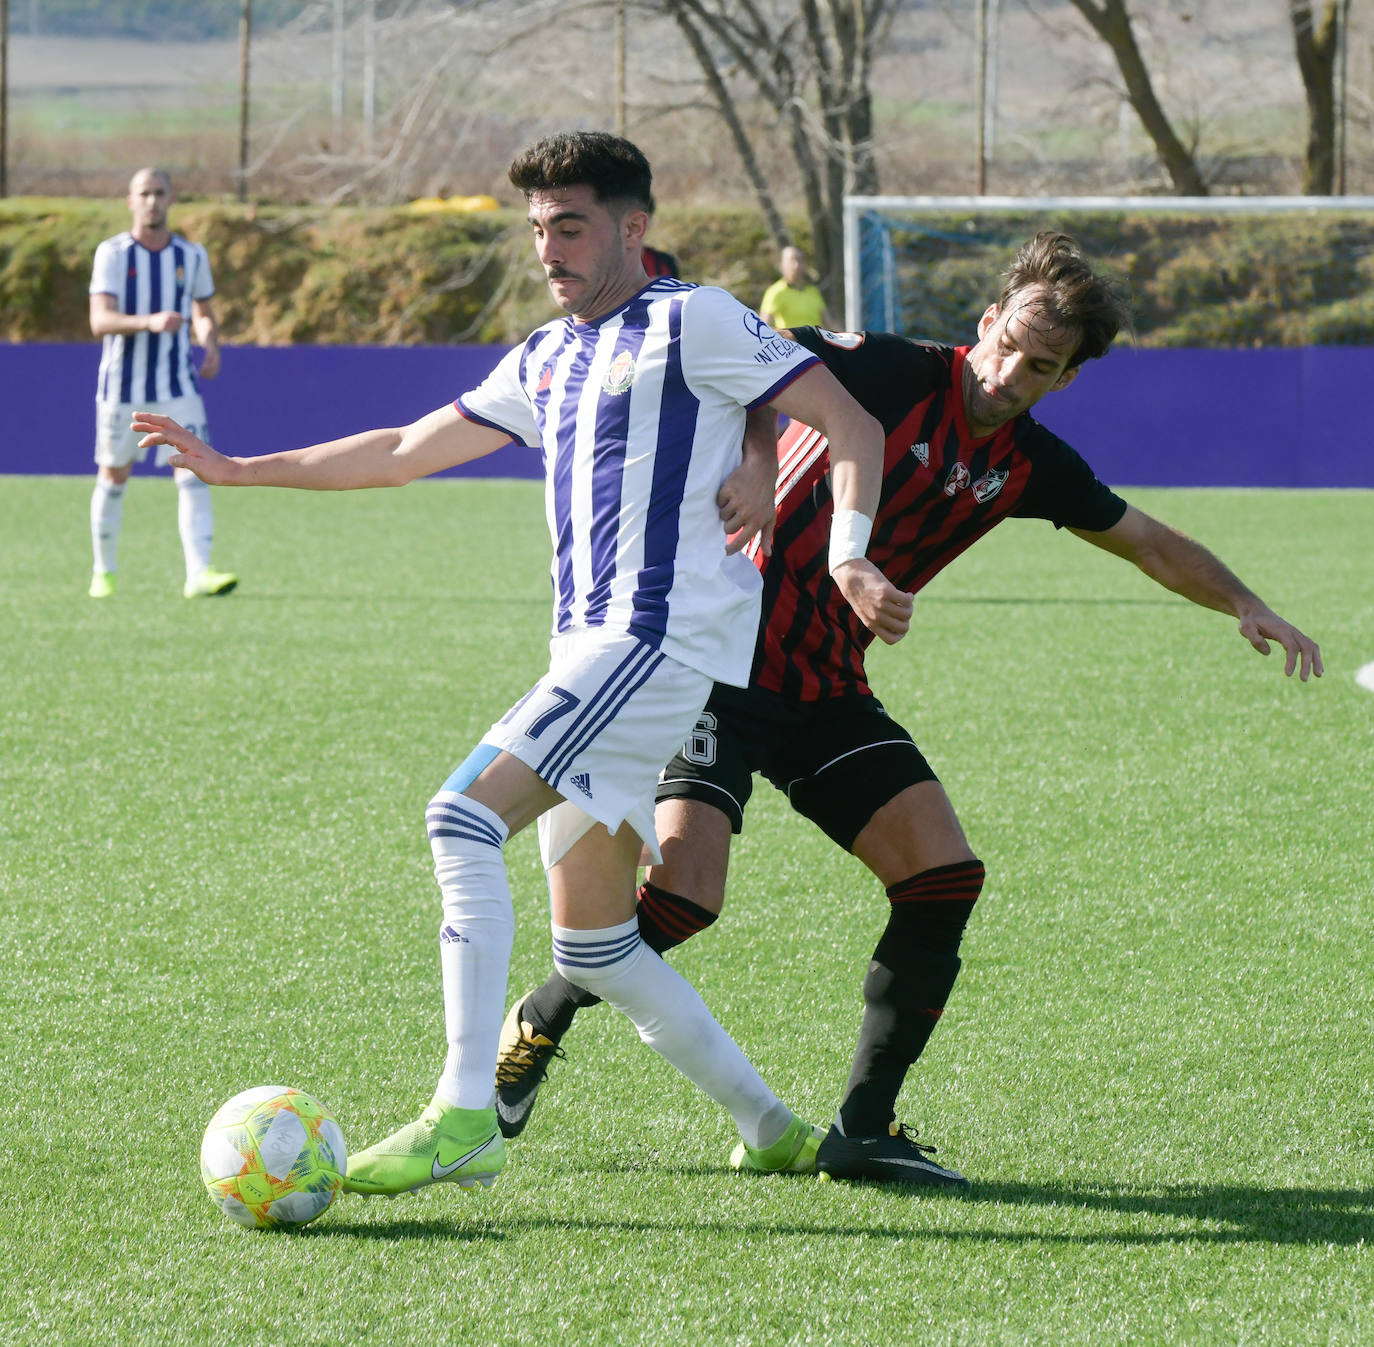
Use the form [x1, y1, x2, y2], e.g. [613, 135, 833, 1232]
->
[508, 131, 655, 215]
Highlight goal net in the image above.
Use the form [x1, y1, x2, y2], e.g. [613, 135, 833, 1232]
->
[842, 195, 1374, 348]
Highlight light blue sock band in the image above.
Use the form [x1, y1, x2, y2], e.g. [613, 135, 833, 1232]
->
[441, 742, 500, 795]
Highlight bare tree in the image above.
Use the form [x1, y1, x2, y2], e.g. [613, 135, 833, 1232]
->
[1063, 0, 1208, 195]
[1289, 0, 1343, 194]
[644, 0, 899, 311]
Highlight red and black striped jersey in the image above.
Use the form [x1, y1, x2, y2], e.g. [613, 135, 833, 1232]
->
[754, 328, 1127, 700]
[641, 246, 680, 279]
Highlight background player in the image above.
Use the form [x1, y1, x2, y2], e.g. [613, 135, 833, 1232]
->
[134, 131, 901, 1196]
[495, 231, 1322, 1189]
[88, 167, 236, 600]
[759, 245, 830, 332]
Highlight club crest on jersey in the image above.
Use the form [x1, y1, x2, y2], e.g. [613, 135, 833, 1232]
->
[536, 362, 554, 393]
[972, 466, 1009, 503]
[909, 440, 930, 466]
[601, 351, 636, 395]
[175, 265, 186, 285]
[819, 330, 865, 350]
[943, 462, 970, 496]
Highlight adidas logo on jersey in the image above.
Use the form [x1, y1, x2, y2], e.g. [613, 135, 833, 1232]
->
[909, 441, 929, 465]
[569, 772, 593, 798]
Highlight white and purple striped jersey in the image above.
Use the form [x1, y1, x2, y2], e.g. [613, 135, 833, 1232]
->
[90, 231, 215, 405]
[458, 279, 819, 687]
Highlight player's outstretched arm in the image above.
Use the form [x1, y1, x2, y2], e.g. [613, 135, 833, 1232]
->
[1071, 504, 1323, 681]
[718, 405, 779, 556]
[769, 364, 913, 645]
[131, 403, 510, 491]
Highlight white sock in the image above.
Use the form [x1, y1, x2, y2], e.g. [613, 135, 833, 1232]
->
[427, 791, 513, 1111]
[176, 470, 213, 580]
[90, 478, 125, 574]
[552, 918, 790, 1148]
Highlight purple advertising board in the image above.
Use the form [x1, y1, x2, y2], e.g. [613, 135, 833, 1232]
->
[1, 341, 1368, 487]
[2, 343, 537, 479]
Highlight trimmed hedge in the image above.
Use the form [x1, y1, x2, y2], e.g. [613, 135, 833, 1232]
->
[6, 198, 1370, 348]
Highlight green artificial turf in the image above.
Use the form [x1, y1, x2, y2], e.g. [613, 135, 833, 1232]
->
[2, 477, 1370, 1346]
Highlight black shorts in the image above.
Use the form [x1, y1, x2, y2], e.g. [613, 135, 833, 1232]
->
[656, 683, 938, 852]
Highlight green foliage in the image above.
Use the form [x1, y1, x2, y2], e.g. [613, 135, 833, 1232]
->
[1, 477, 1370, 1345]
[174, 206, 525, 345]
[0, 198, 124, 339]
[0, 199, 787, 348]
[7, 197, 1371, 349]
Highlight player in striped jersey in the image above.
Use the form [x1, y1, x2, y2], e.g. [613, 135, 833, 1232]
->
[88, 168, 236, 600]
[133, 131, 900, 1196]
[496, 232, 1323, 1188]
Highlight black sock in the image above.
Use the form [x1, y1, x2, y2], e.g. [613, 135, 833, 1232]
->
[523, 970, 603, 1041]
[522, 882, 719, 1038]
[836, 860, 984, 1136]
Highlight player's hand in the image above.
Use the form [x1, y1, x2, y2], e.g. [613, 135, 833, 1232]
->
[717, 455, 777, 557]
[833, 558, 913, 645]
[198, 343, 222, 380]
[130, 411, 240, 485]
[146, 311, 183, 334]
[1237, 607, 1323, 681]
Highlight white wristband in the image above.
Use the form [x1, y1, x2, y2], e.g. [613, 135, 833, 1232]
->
[828, 508, 873, 573]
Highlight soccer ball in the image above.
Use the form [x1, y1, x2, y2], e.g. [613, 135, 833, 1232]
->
[200, 1085, 348, 1229]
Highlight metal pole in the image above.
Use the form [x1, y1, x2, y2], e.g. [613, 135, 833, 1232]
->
[1, 0, 9, 199]
[975, 0, 987, 193]
[363, 0, 376, 155]
[1336, 0, 1351, 195]
[237, 0, 252, 202]
[986, 0, 999, 158]
[332, 0, 346, 150]
[615, 0, 626, 138]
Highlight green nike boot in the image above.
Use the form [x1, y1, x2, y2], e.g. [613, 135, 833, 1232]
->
[343, 1098, 505, 1197]
[729, 1113, 825, 1174]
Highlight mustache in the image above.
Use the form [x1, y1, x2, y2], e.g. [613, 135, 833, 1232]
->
[546, 268, 579, 281]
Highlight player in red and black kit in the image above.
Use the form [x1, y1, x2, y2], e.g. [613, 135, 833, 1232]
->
[641, 244, 680, 278]
[495, 232, 1322, 1187]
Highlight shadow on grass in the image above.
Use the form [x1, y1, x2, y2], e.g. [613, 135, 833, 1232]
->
[302, 1178, 1373, 1246]
[291, 1212, 499, 1243]
[961, 1179, 1374, 1246]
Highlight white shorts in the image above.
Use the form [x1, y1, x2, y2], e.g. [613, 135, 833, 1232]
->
[480, 630, 712, 869]
[95, 394, 210, 469]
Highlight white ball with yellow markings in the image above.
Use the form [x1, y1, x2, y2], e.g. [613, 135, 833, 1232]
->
[200, 1085, 347, 1229]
